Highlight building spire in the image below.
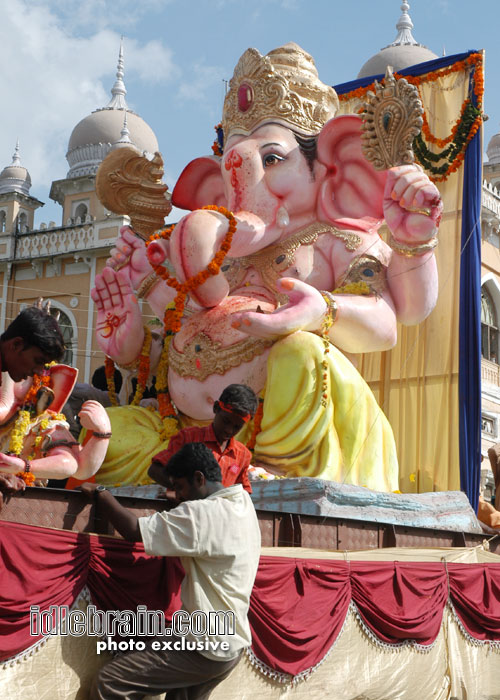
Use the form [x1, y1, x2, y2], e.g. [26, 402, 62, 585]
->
[106, 37, 129, 110]
[117, 113, 132, 144]
[11, 140, 21, 166]
[121, 113, 131, 141]
[110, 112, 139, 152]
[388, 2, 419, 47]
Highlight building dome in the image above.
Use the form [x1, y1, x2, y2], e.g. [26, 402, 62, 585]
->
[65, 43, 158, 178]
[358, 2, 438, 79]
[487, 129, 500, 166]
[358, 44, 438, 79]
[0, 142, 32, 196]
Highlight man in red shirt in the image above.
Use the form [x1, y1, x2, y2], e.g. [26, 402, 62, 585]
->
[148, 384, 258, 493]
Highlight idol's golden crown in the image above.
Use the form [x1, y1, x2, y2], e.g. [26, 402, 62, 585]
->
[222, 43, 339, 140]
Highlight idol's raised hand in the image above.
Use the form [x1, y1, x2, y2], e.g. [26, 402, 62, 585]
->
[383, 164, 442, 245]
[91, 267, 144, 365]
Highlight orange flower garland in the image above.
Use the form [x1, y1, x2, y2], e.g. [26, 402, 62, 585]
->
[145, 206, 237, 431]
[105, 327, 152, 406]
[412, 55, 483, 181]
[105, 355, 119, 406]
[17, 471, 36, 487]
[23, 370, 51, 407]
[421, 96, 469, 149]
[130, 327, 152, 406]
[340, 53, 484, 183]
[212, 123, 223, 157]
[246, 399, 264, 451]
[338, 53, 483, 103]
[146, 205, 236, 333]
[155, 333, 178, 440]
[8, 364, 59, 486]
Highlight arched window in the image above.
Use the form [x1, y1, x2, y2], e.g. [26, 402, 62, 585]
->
[0, 211, 6, 233]
[481, 287, 499, 363]
[18, 212, 28, 233]
[51, 308, 74, 366]
[74, 203, 88, 222]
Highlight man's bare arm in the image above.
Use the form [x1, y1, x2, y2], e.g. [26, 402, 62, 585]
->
[80, 483, 142, 541]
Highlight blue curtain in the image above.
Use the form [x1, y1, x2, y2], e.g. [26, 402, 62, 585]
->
[458, 68, 482, 512]
[334, 51, 483, 508]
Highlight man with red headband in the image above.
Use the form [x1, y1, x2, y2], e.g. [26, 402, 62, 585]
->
[149, 384, 258, 493]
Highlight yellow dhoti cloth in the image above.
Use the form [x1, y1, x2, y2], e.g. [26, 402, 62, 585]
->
[253, 331, 399, 491]
[95, 332, 398, 491]
[95, 406, 169, 486]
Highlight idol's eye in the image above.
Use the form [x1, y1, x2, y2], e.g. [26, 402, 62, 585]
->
[263, 153, 285, 168]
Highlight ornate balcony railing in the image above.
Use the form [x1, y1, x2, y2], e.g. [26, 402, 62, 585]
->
[482, 356, 500, 387]
[482, 180, 500, 218]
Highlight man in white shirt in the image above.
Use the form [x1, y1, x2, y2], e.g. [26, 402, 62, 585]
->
[82, 441, 261, 699]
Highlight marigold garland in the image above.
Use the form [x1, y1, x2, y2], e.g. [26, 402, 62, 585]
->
[340, 53, 484, 183]
[156, 334, 179, 441]
[5, 365, 67, 486]
[8, 361, 55, 457]
[211, 123, 224, 157]
[16, 471, 36, 486]
[8, 410, 31, 455]
[106, 327, 152, 406]
[13, 410, 68, 460]
[246, 398, 264, 451]
[105, 355, 119, 406]
[130, 327, 152, 406]
[23, 369, 51, 407]
[145, 205, 237, 434]
[146, 205, 236, 333]
[411, 54, 483, 182]
[413, 101, 482, 181]
[420, 95, 473, 149]
[338, 53, 483, 103]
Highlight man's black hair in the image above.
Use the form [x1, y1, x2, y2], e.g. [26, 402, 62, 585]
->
[165, 442, 222, 483]
[218, 384, 258, 417]
[1, 308, 65, 361]
[92, 365, 122, 393]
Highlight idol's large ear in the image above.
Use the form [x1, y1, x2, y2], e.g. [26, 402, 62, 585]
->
[49, 364, 78, 413]
[316, 115, 387, 232]
[172, 156, 228, 210]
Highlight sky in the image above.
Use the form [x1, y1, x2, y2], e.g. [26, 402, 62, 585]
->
[0, 0, 498, 227]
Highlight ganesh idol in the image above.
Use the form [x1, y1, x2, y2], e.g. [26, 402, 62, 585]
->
[91, 43, 442, 492]
[0, 364, 111, 484]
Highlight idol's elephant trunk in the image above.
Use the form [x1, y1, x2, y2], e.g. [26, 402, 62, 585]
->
[146, 206, 280, 308]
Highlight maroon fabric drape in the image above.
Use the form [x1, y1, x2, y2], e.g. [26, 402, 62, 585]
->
[249, 557, 351, 676]
[0, 522, 183, 661]
[87, 532, 183, 616]
[2, 521, 500, 678]
[350, 561, 448, 645]
[448, 563, 500, 640]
